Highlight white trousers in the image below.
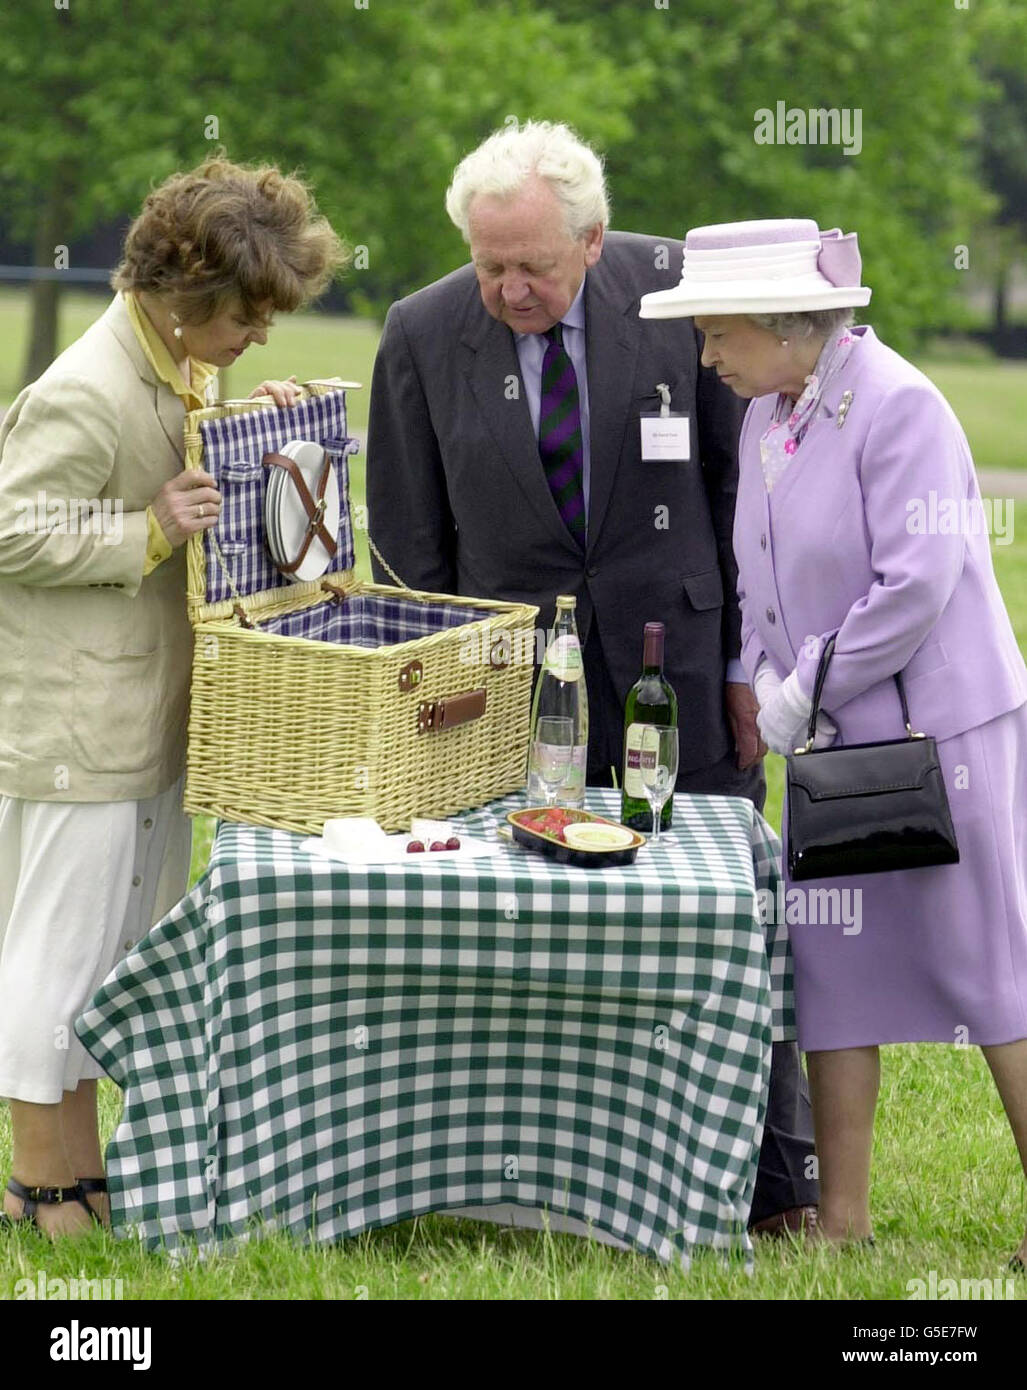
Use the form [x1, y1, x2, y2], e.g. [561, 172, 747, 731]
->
[0, 780, 191, 1104]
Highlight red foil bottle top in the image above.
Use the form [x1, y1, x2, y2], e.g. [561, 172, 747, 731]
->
[643, 622, 665, 669]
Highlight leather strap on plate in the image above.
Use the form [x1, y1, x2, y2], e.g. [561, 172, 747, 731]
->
[417, 688, 487, 733]
[263, 451, 336, 575]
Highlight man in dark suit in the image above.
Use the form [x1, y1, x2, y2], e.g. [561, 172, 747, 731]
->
[367, 120, 817, 1233]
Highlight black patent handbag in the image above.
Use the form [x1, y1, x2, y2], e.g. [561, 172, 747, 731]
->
[785, 636, 960, 881]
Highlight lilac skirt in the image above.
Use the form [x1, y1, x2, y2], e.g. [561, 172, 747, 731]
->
[785, 703, 1027, 1051]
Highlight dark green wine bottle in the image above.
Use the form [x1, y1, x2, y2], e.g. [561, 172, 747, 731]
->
[621, 622, 678, 831]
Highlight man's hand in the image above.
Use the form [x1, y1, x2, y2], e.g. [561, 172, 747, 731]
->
[249, 376, 301, 408]
[725, 681, 766, 770]
[150, 470, 222, 549]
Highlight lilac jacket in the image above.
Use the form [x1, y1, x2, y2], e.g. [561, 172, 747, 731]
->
[734, 326, 1027, 744]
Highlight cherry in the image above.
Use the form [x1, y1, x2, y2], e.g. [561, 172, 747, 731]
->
[407, 840, 425, 853]
[445, 836, 461, 850]
[430, 841, 447, 852]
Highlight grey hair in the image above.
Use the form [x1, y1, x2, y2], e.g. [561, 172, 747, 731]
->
[747, 308, 856, 340]
[445, 120, 610, 243]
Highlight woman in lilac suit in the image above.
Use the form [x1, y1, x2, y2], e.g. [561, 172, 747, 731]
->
[641, 219, 1027, 1262]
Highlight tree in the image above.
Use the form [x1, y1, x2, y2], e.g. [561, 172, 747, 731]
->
[0, 1, 214, 385]
[545, 0, 989, 353]
[1, 0, 1008, 371]
[973, 2, 1027, 343]
[196, 0, 645, 313]
[0, 0, 647, 379]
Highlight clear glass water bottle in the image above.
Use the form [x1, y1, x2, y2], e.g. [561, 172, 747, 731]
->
[526, 595, 589, 808]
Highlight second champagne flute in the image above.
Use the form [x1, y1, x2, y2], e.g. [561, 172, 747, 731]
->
[639, 724, 679, 840]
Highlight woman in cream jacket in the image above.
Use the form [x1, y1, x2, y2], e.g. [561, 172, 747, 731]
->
[0, 157, 344, 1236]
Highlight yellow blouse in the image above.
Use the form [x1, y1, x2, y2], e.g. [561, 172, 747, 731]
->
[122, 292, 218, 575]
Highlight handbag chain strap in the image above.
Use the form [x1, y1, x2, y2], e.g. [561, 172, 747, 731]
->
[798, 634, 925, 754]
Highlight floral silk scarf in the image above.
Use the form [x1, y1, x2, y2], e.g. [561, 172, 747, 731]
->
[759, 329, 856, 493]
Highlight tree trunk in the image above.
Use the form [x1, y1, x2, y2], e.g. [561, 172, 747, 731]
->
[993, 263, 1008, 344]
[20, 183, 67, 389]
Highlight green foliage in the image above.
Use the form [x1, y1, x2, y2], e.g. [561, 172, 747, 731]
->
[548, 0, 990, 352]
[1, 0, 1012, 352]
[975, 0, 1027, 235]
[195, 0, 642, 309]
[0, 1, 204, 241]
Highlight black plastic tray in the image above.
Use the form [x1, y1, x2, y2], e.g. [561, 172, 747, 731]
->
[507, 807, 645, 869]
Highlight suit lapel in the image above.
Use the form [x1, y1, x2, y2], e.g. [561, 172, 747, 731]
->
[459, 305, 573, 548]
[153, 385, 186, 460]
[582, 262, 638, 551]
[104, 293, 186, 460]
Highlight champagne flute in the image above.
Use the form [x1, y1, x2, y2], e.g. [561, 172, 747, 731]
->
[639, 724, 679, 840]
[532, 715, 574, 807]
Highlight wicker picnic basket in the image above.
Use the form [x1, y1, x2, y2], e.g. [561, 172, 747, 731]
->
[182, 380, 538, 834]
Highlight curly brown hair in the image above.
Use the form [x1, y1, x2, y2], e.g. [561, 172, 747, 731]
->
[112, 157, 348, 324]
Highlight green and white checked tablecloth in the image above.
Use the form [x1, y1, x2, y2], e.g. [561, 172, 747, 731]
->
[76, 790, 794, 1264]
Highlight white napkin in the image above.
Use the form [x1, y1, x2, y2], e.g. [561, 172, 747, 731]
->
[301, 822, 499, 865]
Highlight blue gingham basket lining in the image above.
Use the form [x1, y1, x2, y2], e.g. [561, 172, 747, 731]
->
[258, 594, 495, 648]
[199, 392, 358, 606]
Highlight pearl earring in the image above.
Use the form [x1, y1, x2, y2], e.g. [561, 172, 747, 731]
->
[171, 312, 184, 340]
[779, 339, 789, 348]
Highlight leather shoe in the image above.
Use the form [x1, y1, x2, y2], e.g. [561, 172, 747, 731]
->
[749, 1205, 818, 1237]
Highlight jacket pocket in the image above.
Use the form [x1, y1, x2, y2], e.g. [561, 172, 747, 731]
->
[72, 648, 169, 774]
[682, 567, 724, 611]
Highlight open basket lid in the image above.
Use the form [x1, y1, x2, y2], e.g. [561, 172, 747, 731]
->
[184, 379, 361, 623]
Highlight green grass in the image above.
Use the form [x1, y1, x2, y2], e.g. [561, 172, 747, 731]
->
[2, 294, 1026, 1300]
[1, 1046, 1023, 1300]
[915, 360, 1027, 473]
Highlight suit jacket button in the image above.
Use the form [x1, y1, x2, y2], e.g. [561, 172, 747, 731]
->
[760, 533, 767, 550]
[586, 566, 598, 578]
[766, 607, 776, 624]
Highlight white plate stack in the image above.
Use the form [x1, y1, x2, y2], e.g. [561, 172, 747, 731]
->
[264, 439, 340, 583]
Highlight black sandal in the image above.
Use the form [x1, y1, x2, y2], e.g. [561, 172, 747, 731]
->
[76, 1177, 108, 1198]
[0, 1177, 101, 1232]
[77, 1177, 109, 1219]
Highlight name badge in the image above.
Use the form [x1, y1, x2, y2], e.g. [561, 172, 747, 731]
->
[640, 412, 690, 462]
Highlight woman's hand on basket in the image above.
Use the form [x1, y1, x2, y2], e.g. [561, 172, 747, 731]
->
[150, 470, 222, 549]
[249, 376, 301, 408]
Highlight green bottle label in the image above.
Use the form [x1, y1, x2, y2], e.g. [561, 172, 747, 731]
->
[543, 634, 583, 682]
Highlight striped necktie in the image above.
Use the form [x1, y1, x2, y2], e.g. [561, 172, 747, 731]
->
[538, 323, 586, 547]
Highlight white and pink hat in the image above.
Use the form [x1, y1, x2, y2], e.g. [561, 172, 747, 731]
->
[639, 218, 872, 318]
